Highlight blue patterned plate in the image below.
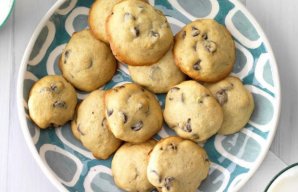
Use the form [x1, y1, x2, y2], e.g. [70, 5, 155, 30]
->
[17, 0, 281, 191]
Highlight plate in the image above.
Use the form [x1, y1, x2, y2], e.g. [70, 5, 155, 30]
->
[17, 0, 281, 191]
[265, 163, 298, 192]
[0, 0, 15, 28]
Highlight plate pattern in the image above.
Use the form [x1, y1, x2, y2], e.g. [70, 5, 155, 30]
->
[22, 0, 279, 191]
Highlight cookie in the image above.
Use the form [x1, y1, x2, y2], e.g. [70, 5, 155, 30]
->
[164, 80, 223, 142]
[28, 75, 77, 129]
[147, 137, 209, 192]
[205, 76, 254, 135]
[71, 90, 122, 159]
[128, 48, 186, 93]
[112, 140, 157, 192]
[106, 0, 173, 66]
[89, 0, 122, 43]
[59, 29, 117, 92]
[71, 103, 81, 140]
[173, 19, 235, 82]
[104, 83, 163, 143]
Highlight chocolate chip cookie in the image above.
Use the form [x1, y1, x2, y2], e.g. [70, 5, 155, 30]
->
[28, 75, 77, 128]
[164, 80, 223, 142]
[112, 140, 157, 192]
[89, 0, 122, 43]
[174, 19, 235, 82]
[106, 0, 173, 66]
[71, 90, 122, 159]
[206, 76, 254, 135]
[128, 48, 186, 93]
[147, 137, 209, 192]
[59, 29, 117, 92]
[104, 83, 163, 143]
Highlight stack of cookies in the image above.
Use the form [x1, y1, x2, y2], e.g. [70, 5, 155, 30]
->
[27, 0, 255, 191]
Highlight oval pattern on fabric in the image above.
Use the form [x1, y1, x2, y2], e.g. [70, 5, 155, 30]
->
[28, 21, 55, 66]
[39, 144, 83, 187]
[84, 165, 122, 192]
[215, 128, 265, 168]
[225, 8, 262, 49]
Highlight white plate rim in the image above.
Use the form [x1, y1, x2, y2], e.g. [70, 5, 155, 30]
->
[16, 0, 281, 191]
[0, 0, 15, 28]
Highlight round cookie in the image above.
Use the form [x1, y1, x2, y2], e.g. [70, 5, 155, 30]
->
[205, 76, 254, 135]
[89, 0, 122, 43]
[112, 140, 157, 192]
[104, 83, 163, 143]
[71, 90, 122, 159]
[106, 0, 173, 66]
[173, 19, 235, 82]
[59, 29, 117, 92]
[28, 75, 77, 129]
[164, 80, 223, 142]
[128, 48, 186, 93]
[147, 137, 209, 192]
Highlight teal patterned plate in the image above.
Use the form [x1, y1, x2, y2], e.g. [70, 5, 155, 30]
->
[17, 0, 281, 191]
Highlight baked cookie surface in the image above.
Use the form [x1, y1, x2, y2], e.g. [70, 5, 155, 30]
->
[174, 19, 235, 82]
[89, 0, 122, 43]
[28, 75, 77, 129]
[128, 48, 186, 93]
[206, 76, 254, 135]
[164, 80, 223, 142]
[59, 29, 117, 92]
[112, 140, 157, 192]
[71, 90, 122, 159]
[104, 83, 163, 143]
[106, 0, 173, 66]
[147, 137, 209, 192]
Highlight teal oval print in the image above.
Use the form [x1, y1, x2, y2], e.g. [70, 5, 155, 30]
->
[250, 93, 274, 125]
[232, 11, 259, 41]
[177, 0, 212, 18]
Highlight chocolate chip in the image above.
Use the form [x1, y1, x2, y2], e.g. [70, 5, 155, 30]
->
[91, 111, 94, 115]
[77, 124, 85, 136]
[182, 31, 186, 39]
[124, 12, 136, 21]
[202, 33, 208, 40]
[53, 101, 67, 109]
[164, 177, 175, 191]
[193, 60, 201, 71]
[204, 40, 217, 53]
[181, 93, 185, 103]
[216, 89, 228, 105]
[131, 121, 143, 131]
[121, 112, 128, 123]
[64, 50, 71, 64]
[101, 117, 107, 127]
[107, 109, 113, 116]
[131, 27, 140, 37]
[151, 31, 160, 38]
[191, 26, 200, 37]
[169, 143, 177, 150]
[160, 147, 163, 150]
[182, 118, 192, 132]
[205, 158, 209, 162]
[50, 84, 58, 92]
